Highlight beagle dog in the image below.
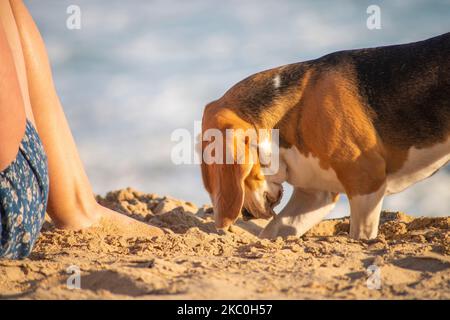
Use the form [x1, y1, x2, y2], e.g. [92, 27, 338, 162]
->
[201, 33, 450, 240]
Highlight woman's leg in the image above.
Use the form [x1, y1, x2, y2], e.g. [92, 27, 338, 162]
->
[0, 15, 26, 172]
[0, 0, 34, 126]
[9, 0, 163, 236]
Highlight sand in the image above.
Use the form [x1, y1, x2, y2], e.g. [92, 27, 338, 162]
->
[0, 187, 449, 299]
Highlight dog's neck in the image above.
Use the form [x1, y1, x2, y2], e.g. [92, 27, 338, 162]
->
[228, 62, 314, 131]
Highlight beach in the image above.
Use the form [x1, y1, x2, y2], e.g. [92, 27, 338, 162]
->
[0, 187, 448, 299]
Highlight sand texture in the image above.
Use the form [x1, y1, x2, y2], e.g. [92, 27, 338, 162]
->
[0, 188, 449, 299]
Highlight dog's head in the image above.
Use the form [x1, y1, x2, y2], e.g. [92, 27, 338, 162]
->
[200, 103, 285, 229]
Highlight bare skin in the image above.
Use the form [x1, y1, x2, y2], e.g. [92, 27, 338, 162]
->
[0, 0, 163, 237]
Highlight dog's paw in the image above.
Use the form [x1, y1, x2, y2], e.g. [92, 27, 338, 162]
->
[259, 217, 299, 239]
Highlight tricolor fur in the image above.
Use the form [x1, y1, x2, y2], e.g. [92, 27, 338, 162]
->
[201, 33, 450, 239]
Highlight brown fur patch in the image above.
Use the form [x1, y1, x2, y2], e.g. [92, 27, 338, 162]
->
[290, 65, 387, 197]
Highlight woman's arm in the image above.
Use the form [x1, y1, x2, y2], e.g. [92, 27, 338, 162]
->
[0, 19, 26, 172]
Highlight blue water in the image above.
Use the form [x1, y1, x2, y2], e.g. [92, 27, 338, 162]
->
[25, 0, 450, 217]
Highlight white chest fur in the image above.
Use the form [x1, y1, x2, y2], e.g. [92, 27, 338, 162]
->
[279, 147, 345, 192]
[386, 138, 450, 195]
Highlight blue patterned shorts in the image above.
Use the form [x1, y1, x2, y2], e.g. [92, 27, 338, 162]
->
[0, 120, 49, 259]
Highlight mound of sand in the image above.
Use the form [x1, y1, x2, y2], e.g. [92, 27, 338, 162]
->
[0, 187, 449, 299]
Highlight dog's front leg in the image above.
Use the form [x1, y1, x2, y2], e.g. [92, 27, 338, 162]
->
[259, 188, 339, 239]
[348, 184, 386, 240]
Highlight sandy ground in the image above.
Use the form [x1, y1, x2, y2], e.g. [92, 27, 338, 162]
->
[0, 187, 449, 299]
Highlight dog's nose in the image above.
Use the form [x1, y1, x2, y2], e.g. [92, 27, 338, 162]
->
[242, 208, 255, 221]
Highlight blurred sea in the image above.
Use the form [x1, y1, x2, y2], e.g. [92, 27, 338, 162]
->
[25, 0, 449, 217]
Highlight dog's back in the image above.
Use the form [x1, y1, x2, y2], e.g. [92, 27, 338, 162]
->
[317, 32, 450, 149]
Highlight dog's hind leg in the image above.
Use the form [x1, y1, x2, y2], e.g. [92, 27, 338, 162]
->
[259, 188, 339, 239]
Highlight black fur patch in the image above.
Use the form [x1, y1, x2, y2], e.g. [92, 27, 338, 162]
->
[349, 33, 450, 148]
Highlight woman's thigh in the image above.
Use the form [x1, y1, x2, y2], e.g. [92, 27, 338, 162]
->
[0, 2, 48, 259]
[0, 0, 35, 125]
[0, 6, 27, 172]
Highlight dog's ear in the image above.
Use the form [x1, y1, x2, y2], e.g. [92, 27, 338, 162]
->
[201, 160, 248, 229]
[200, 106, 254, 229]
